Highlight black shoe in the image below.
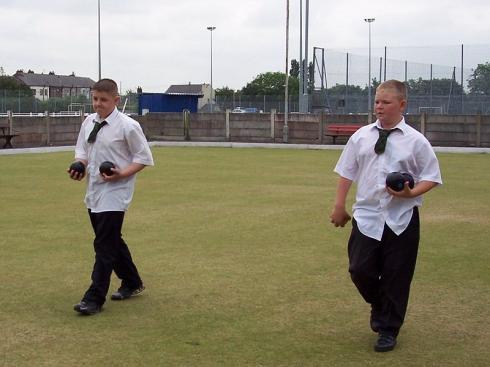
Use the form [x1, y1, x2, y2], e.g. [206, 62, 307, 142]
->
[74, 300, 102, 315]
[374, 333, 397, 352]
[111, 285, 145, 301]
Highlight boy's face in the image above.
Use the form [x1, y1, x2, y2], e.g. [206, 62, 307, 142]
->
[92, 90, 120, 120]
[374, 88, 406, 128]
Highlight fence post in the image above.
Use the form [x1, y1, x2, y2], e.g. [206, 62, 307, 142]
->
[420, 112, 426, 136]
[225, 109, 230, 141]
[45, 111, 50, 146]
[183, 109, 190, 141]
[319, 112, 325, 144]
[7, 110, 13, 134]
[270, 109, 276, 140]
[476, 114, 481, 147]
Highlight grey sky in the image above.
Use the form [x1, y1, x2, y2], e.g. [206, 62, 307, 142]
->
[1, 0, 489, 92]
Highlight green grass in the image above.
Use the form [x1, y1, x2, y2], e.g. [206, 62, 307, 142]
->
[0, 147, 489, 366]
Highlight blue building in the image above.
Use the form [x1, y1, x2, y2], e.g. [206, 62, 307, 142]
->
[138, 92, 202, 114]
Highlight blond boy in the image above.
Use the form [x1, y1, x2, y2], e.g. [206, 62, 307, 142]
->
[331, 80, 442, 351]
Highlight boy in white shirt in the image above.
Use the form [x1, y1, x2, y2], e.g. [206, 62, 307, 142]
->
[331, 80, 442, 351]
[68, 78, 154, 315]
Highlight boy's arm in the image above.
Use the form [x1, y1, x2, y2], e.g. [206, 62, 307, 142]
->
[330, 176, 353, 227]
[102, 162, 146, 181]
[387, 180, 438, 198]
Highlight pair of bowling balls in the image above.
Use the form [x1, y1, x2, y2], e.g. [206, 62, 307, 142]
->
[68, 161, 115, 176]
[386, 172, 414, 191]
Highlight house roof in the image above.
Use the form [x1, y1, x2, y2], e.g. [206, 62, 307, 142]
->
[165, 84, 206, 96]
[14, 71, 96, 88]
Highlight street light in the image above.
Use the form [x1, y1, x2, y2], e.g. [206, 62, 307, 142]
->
[98, 0, 101, 80]
[284, 0, 290, 143]
[364, 18, 375, 122]
[207, 26, 216, 112]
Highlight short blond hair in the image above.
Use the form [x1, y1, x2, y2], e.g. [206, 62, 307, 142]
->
[377, 80, 407, 101]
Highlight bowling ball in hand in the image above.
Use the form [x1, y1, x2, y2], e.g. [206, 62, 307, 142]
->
[99, 161, 115, 176]
[401, 172, 415, 189]
[386, 172, 406, 191]
[69, 161, 85, 175]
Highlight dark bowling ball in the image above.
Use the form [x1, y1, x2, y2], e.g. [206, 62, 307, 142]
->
[401, 172, 415, 189]
[69, 161, 85, 175]
[99, 161, 115, 176]
[386, 172, 406, 191]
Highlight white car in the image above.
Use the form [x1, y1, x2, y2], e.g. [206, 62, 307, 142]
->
[232, 107, 246, 113]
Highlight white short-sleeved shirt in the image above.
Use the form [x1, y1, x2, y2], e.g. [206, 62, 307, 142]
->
[75, 108, 154, 212]
[334, 118, 442, 241]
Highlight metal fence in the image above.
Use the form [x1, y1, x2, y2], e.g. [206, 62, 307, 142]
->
[215, 45, 490, 115]
[0, 90, 139, 115]
[308, 44, 490, 114]
[215, 93, 490, 115]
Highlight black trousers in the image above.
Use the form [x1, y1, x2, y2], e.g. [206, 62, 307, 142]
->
[83, 210, 142, 305]
[347, 207, 420, 337]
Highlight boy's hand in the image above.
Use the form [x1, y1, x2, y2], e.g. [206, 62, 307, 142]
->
[387, 181, 413, 198]
[67, 168, 85, 181]
[101, 167, 121, 182]
[330, 206, 352, 227]
[101, 163, 146, 182]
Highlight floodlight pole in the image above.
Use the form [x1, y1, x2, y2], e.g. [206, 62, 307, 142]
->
[284, 0, 290, 143]
[298, 0, 310, 113]
[207, 26, 216, 112]
[98, 0, 101, 80]
[364, 18, 375, 123]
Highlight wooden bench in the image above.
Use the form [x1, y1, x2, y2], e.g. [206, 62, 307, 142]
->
[325, 124, 361, 144]
[0, 126, 19, 149]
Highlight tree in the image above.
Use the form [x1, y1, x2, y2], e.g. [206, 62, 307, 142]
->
[307, 61, 315, 93]
[468, 62, 490, 95]
[215, 86, 236, 97]
[240, 72, 298, 96]
[327, 83, 365, 95]
[0, 75, 33, 94]
[407, 77, 462, 95]
[0, 67, 4, 76]
[290, 59, 299, 79]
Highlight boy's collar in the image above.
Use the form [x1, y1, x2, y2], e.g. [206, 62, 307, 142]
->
[95, 108, 119, 124]
[373, 117, 408, 133]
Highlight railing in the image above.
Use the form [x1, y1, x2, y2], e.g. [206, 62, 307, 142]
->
[0, 111, 82, 117]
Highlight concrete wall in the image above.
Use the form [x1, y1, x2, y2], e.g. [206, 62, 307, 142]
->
[1, 111, 489, 149]
[1, 114, 84, 148]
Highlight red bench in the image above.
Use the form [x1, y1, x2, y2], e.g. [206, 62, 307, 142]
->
[326, 124, 361, 144]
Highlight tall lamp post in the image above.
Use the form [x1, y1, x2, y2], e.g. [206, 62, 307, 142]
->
[98, 0, 101, 80]
[364, 18, 375, 122]
[284, 0, 290, 143]
[207, 26, 216, 112]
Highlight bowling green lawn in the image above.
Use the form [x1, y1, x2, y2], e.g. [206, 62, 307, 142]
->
[0, 147, 489, 367]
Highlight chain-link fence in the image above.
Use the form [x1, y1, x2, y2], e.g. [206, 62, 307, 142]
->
[215, 92, 490, 115]
[0, 90, 139, 115]
[216, 44, 490, 115]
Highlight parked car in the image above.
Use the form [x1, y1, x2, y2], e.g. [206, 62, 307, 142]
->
[232, 107, 246, 113]
[232, 107, 263, 113]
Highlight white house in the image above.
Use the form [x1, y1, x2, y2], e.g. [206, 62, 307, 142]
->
[14, 70, 96, 101]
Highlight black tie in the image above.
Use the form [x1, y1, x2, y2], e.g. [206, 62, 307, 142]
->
[374, 128, 396, 154]
[87, 120, 107, 143]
